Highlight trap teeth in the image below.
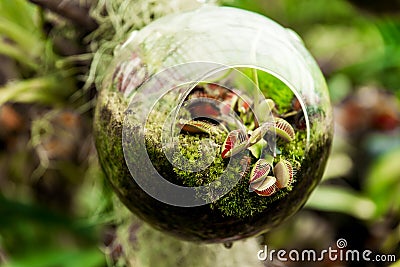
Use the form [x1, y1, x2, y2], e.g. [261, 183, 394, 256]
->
[249, 158, 272, 183]
[250, 176, 277, 196]
[221, 129, 249, 159]
[178, 119, 214, 134]
[274, 118, 295, 142]
[274, 160, 294, 189]
[249, 159, 294, 196]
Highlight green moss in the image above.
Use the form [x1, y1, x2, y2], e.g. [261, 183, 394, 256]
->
[277, 130, 306, 169]
[214, 178, 290, 218]
[173, 134, 226, 187]
[94, 90, 128, 184]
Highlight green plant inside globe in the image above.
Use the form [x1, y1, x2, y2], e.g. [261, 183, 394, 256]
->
[94, 6, 333, 243]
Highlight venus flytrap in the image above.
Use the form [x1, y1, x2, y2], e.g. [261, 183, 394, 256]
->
[221, 129, 249, 159]
[274, 160, 294, 189]
[249, 159, 272, 183]
[251, 176, 278, 197]
[218, 95, 298, 197]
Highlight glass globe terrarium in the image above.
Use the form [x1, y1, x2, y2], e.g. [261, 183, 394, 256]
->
[94, 6, 333, 243]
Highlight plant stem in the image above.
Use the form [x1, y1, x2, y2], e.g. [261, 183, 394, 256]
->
[0, 17, 42, 56]
[0, 41, 39, 70]
[0, 73, 75, 105]
[252, 68, 259, 90]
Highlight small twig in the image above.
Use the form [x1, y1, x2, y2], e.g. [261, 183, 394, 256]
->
[29, 0, 98, 32]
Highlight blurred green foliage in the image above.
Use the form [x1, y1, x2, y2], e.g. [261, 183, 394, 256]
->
[0, 0, 78, 106]
[0, 0, 399, 266]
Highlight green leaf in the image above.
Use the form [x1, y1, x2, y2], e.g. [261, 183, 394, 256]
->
[2, 248, 105, 267]
[256, 70, 294, 114]
[222, 0, 267, 15]
[0, 17, 43, 57]
[0, 73, 76, 106]
[248, 138, 268, 159]
[0, 0, 39, 31]
[0, 196, 97, 241]
[321, 152, 353, 181]
[0, 41, 39, 69]
[364, 148, 400, 217]
[305, 186, 376, 220]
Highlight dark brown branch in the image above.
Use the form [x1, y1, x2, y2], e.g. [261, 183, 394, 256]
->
[29, 0, 98, 32]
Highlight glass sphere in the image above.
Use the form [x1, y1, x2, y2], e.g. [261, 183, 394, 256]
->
[94, 6, 333, 243]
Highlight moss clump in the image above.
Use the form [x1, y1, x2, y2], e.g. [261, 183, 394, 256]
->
[277, 130, 306, 169]
[172, 133, 227, 187]
[94, 91, 128, 184]
[212, 178, 290, 218]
